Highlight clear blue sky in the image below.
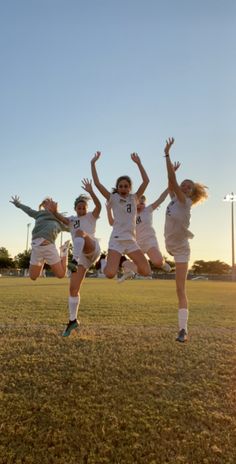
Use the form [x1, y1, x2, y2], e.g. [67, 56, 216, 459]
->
[1, 0, 236, 266]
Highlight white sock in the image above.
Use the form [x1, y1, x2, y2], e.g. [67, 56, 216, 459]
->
[161, 262, 171, 272]
[68, 295, 80, 321]
[60, 240, 70, 257]
[73, 237, 85, 261]
[178, 308, 188, 332]
[101, 258, 107, 273]
[123, 260, 137, 274]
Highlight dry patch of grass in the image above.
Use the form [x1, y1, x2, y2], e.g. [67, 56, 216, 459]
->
[0, 278, 236, 463]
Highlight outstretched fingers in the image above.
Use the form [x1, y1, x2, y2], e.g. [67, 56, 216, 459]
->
[91, 151, 101, 164]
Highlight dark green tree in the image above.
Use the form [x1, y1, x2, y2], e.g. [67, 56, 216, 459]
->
[14, 250, 31, 269]
[191, 260, 231, 275]
[0, 247, 15, 269]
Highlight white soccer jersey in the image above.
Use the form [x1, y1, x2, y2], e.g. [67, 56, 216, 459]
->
[107, 193, 137, 240]
[164, 196, 194, 248]
[136, 205, 156, 242]
[68, 212, 97, 241]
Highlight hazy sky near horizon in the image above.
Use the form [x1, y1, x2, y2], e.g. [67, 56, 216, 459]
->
[1, 0, 236, 266]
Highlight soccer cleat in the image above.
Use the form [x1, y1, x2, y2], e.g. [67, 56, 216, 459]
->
[161, 262, 171, 272]
[176, 328, 188, 343]
[68, 259, 79, 273]
[117, 270, 135, 283]
[62, 319, 80, 337]
[60, 240, 70, 257]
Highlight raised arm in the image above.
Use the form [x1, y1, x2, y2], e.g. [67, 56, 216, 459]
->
[105, 202, 114, 226]
[168, 162, 181, 199]
[150, 188, 169, 210]
[46, 200, 70, 225]
[10, 195, 21, 207]
[81, 178, 101, 219]
[164, 138, 186, 203]
[10, 195, 38, 218]
[131, 153, 149, 198]
[91, 151, 110, 201]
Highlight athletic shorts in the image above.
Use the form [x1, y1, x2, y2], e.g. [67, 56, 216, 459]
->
[138, 236, 160, 254]
[166, 239, 190, 263]
[77, 239, 101, 270]
[108, 238, 140, 255]
[30, 243, 60, 266]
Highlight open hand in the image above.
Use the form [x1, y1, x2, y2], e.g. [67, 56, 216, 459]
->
[91, 151, 101, 164]
[10, 195, 20, 206]
[164, 137, 175, 156]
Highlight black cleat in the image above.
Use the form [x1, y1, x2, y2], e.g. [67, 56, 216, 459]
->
[176, 328, 188, 343]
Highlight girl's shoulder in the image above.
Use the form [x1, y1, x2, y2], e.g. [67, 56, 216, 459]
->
[67, 215, 77, 222]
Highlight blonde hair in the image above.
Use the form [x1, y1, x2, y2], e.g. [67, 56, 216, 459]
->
[39, 197, 52, 210]
[191, 182, 208, 205]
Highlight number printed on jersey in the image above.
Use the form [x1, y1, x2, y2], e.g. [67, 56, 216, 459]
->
[73, 219, 81, 229]
[126, 203, 131, 213]
[166, 200, 175, 216]
[136, 215, 142, 224]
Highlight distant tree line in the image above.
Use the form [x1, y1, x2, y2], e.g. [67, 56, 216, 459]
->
[0, 247, 232, 275]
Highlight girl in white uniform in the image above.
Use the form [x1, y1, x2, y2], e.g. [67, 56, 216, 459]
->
[48, 179, 101, 336]
[135, 192, 172, 270]
[91, 151, 151, 279]
[164, 138, 208, 342]
[106, 192, 171, 281]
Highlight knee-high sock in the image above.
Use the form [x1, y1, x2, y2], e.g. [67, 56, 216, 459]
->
[178, 308, 188, 332]
[68, 295, 80, 321]
[73, 237, 85, 261]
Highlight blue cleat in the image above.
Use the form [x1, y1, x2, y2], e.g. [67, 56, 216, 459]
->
[62, 319, 80, 337]
[176, 328, 188, 343]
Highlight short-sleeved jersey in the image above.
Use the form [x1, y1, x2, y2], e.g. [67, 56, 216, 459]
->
[164, 196, 194, 247]
[68, 212, 97, 241]
[107, 193, 137, 240]
[136, 205, 156, 242]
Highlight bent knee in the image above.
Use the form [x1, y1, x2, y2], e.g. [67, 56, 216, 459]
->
[104, 269, 117, 279]
[55, 271, 65, 279]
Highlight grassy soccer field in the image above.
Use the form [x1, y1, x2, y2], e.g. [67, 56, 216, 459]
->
[0, 277, 236, 464]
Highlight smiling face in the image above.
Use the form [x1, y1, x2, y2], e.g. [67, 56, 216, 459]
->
[75, 201, 88, 216]
[137, 195, 146, 212]
[180, 179, 195, 197]
[116, 176, 132, 198]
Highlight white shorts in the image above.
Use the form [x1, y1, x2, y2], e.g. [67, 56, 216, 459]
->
[77, 239, 101, 270]
[138, 236, 160, 254]
[166, 240, 190, 263]
[108, 238, 140, 255]
[30, 243, 60, 266]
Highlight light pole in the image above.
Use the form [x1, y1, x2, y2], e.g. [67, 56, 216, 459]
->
[223, 193, 236, 281]
[60, 212, 67, 248]
[26, 223, 31, 251]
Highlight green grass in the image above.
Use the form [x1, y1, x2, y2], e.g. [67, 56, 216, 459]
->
[0, 278, 236, 464]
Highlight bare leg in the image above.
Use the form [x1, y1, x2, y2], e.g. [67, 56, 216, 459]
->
[175, 262, 188, 308]
[104, 249, 122, 279]
[146, 247, 163, 268]
[29, 264, 44, 281]
[70, 265, 87, 297]
[50, 256, 68, 278]
[175, 262, 189, 340]
[127, 250, 151, 276]
[62, 265, 87, 337]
